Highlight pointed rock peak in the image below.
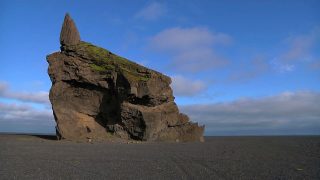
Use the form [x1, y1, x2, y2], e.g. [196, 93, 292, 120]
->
[60, 13, 81, 46]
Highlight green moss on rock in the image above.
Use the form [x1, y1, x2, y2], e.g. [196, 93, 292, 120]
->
[65, 41, 153, 82]
[90, 64, 106, 72]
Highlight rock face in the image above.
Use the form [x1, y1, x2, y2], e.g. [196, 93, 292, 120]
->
[60, 13, 80, 46]
[47, 14, 205, 142]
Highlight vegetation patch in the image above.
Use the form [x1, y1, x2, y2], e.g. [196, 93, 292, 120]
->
[67, 41, 152, 82]
[90, 64, 106, 72]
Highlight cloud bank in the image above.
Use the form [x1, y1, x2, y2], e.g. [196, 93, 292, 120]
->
[0, 102, 55, 133]
[0, 81, 54, 133]
[181, 91, 320, 135]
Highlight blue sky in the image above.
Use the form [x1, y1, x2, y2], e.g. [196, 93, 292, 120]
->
[0, 0, 319, 135]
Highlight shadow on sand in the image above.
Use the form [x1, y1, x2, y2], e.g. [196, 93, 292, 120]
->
[30, 134, 57, 140]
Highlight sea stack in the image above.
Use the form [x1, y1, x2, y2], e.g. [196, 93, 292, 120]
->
[47, 13, 205, 142]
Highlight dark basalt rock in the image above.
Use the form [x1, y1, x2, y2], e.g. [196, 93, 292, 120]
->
[47, 13, 205, 142]
[60, 13, 81, 46]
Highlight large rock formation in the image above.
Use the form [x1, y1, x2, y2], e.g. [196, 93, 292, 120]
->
[47, 13, 205, 142]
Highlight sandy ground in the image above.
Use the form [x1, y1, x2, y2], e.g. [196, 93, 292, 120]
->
[0, 134, 319, 180]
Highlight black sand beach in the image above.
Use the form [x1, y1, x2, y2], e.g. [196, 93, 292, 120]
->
[0, 134, 319, 179]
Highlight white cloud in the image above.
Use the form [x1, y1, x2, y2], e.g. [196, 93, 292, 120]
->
[0, 102, 53, 123]
[282, 28, 319, 62]
[181, 91, 320, 135]
[273, 27, 320, 72]
[150, 27, 231, 52]
[135, 2, 166, 20]
[227, 55, 269, 82]
[271, 58, 296, 73]
[172, 48, 228, 72]
[171, 75, 207, 97]
[0, 81, 54, 133]
[150, 27, 231, 72]
[310, 60, 320, 70]
[0, 81, 49, 105]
